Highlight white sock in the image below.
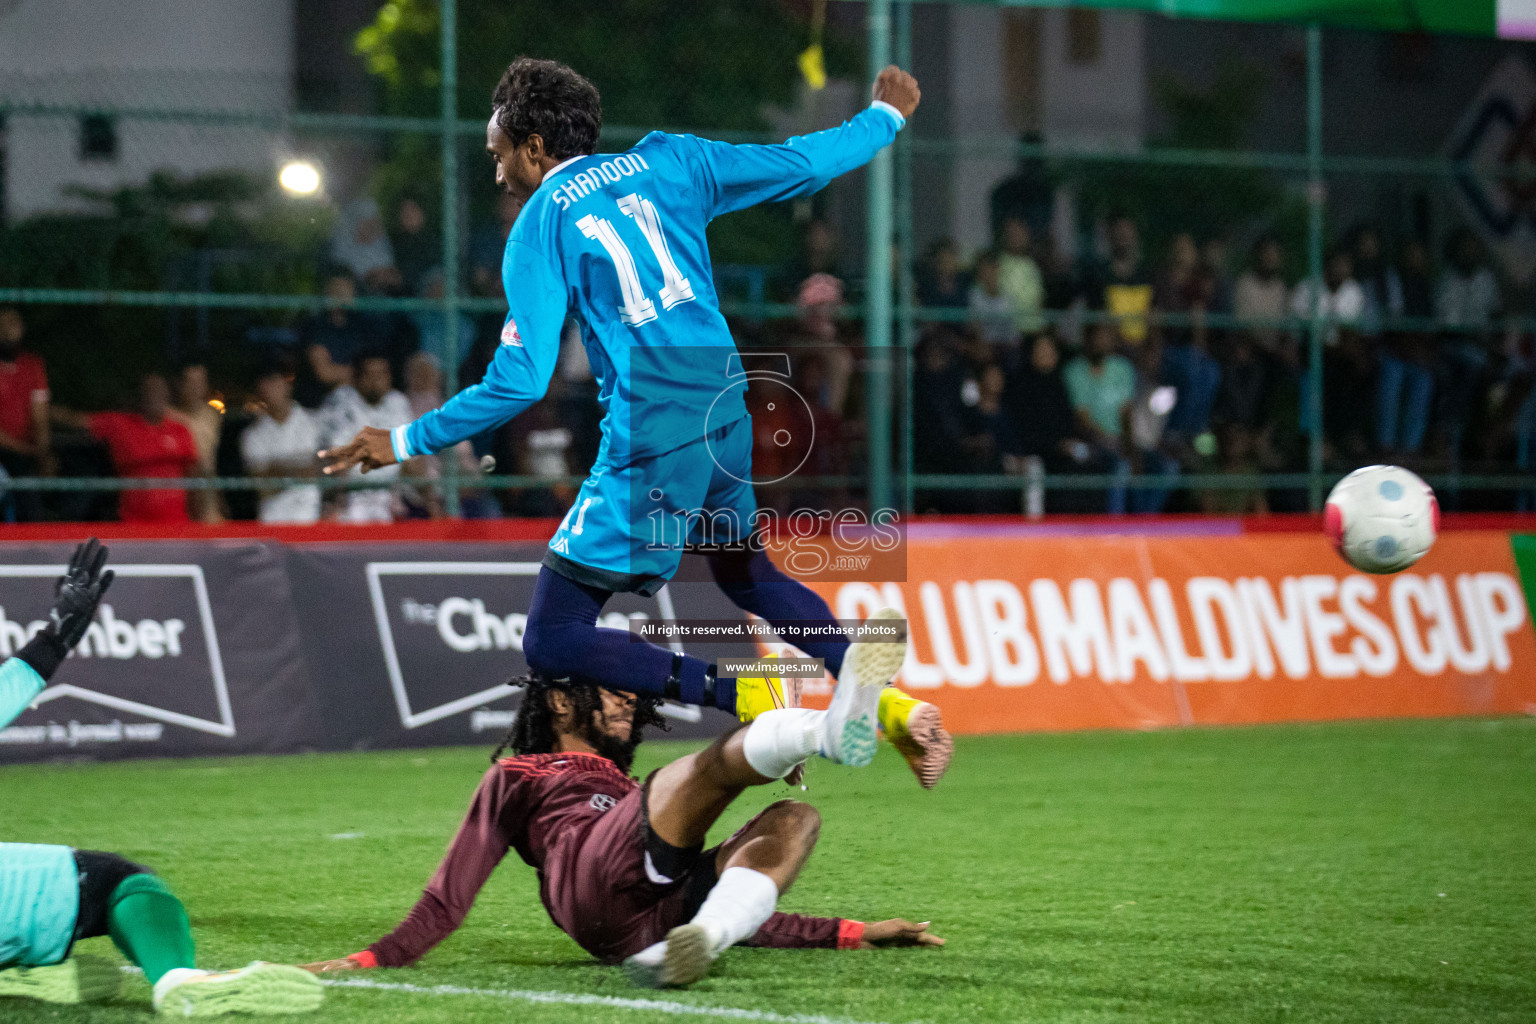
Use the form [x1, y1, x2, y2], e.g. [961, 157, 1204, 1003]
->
[690, 867, 779, 953]
[741, 708, 823, 780]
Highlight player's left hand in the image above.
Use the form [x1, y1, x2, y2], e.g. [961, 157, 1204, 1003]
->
[319, 427, 398, 475]
[859, 919, 945, 948]
[47, 538, 114, 652]
[298, 957, 368, 975]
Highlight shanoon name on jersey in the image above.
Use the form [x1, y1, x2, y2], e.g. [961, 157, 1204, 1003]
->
[550, 152, 651, 211]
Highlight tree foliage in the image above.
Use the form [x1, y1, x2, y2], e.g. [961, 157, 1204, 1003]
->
[354, 0, 839, 131]
[353, 1, 856, 266]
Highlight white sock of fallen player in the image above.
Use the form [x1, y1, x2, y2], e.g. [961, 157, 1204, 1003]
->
[625, 866, 779, 979]
[741, 708, 822, 780]
[690, 866, 780, 954]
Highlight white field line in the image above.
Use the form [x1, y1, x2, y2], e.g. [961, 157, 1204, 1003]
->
[118, 963, 913, 1024]
[319, 976, 911, 1024]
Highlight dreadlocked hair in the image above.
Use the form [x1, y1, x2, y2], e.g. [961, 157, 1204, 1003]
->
[491, 673, 668, 765]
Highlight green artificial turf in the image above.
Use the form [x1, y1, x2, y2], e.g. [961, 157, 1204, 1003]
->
[3, 716, 1535, 1022]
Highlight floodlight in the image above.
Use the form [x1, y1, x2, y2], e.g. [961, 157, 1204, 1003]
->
[279, 160, 322, 196]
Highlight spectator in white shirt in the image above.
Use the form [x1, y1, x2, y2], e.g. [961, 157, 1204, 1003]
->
[1291, 249, 1372, 453]
[1289, 248, 1365, 347]
[968, 251, 1017, 347]
[1232, 236, 1290, 357]
[1436, 227, 1501, 331]
[241, 359, 321, 524]
[320, 352, 413, 523]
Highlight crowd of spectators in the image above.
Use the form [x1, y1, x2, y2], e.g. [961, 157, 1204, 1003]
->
[0, 189, 595, 524]
[907, 213, 1536, 514]
[1, 184, 1534, 523]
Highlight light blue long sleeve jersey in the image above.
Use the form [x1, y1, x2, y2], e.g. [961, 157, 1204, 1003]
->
[391, 101, 905, 468]
[0, 656, 45, 732]
[0, 659, 78, 968]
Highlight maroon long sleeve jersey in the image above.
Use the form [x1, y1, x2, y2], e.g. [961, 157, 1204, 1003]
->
[367, 753, 861, 966]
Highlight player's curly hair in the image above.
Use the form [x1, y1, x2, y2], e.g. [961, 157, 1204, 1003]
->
[491, 57, 601, 161]
[491, 673, 668, 772]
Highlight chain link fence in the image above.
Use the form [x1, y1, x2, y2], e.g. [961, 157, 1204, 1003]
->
[0, 1, 1533, 525]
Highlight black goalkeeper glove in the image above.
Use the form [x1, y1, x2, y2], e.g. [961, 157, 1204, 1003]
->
[17, 537, 114, 681]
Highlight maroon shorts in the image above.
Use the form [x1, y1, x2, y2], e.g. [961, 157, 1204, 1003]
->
[542, 785, 721, 964]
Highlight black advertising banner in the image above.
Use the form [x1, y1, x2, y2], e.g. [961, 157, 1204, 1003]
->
[0, 540, 745, 763]
[0, 542, 322, 762]
[0, 537, 752, 761]
[284, 544, 739, 751]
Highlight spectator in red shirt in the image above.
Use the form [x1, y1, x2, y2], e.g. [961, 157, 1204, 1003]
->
[66, 373, 199, 523]
[0, 307, 53, 518]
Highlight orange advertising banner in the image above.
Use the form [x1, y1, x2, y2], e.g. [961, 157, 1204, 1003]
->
[795, 530, 1536, 735]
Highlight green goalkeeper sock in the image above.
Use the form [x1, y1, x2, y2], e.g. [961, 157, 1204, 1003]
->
[104, 873, 196, 986]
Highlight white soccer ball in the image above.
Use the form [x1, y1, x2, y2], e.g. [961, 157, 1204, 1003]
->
[1324, 465, 1438, 574]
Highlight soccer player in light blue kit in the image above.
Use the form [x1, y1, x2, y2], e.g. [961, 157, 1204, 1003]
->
[0, 539, 322, 1016]
[323, 58, 951, 789]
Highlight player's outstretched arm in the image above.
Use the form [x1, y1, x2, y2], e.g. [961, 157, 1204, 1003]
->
[744, 912, 944, 950]
[0, 538, 114, 729]
[325, 246, 563, 473]
[300, 765, 518, 974]
[680, 65, 920, 220]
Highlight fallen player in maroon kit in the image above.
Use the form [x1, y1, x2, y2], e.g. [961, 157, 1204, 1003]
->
[303, 647, 942, 988]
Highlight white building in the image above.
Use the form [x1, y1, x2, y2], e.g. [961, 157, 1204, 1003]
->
[0, 0, 295, 221]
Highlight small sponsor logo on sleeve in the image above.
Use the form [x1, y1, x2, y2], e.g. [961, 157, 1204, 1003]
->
[501, 317, 523, 347]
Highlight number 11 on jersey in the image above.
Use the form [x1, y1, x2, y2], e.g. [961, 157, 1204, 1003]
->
[577, 192, 695, 327]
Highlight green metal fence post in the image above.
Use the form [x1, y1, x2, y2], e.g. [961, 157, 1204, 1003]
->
[440, 0, 462, 517]
[895, 0, 914, 515]
[866, 0, 894, 515]
[1306, 23, 1325, 510]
